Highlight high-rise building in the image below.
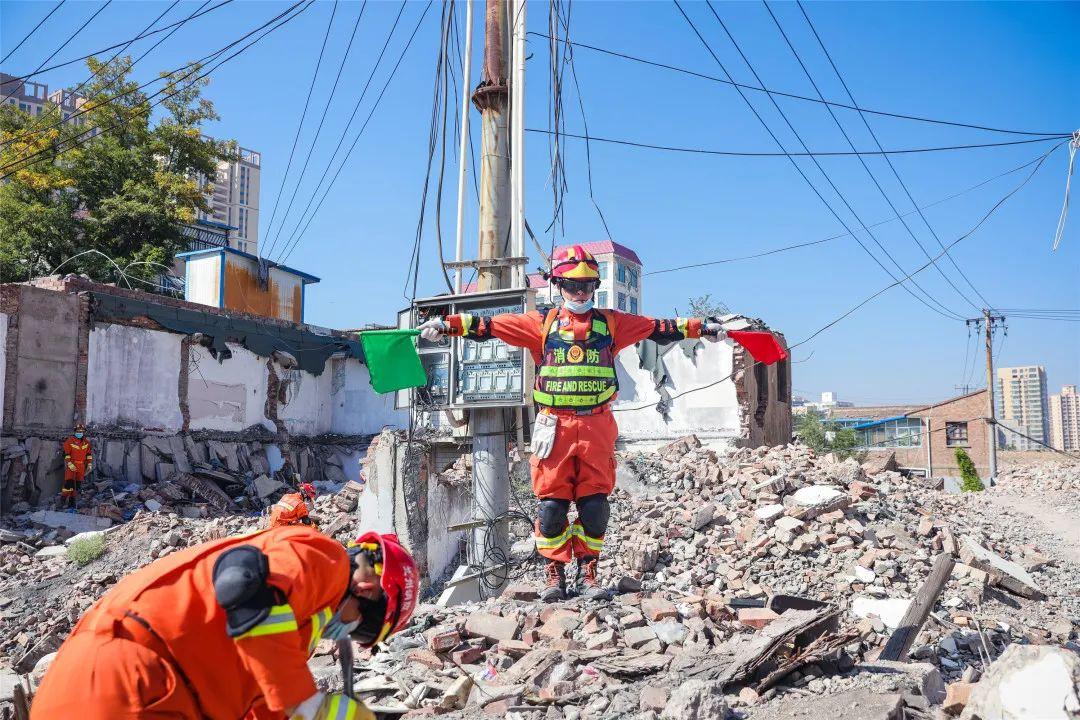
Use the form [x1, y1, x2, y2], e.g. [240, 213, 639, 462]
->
[1049, 385, 1080, 452]
[197, 146, 261, 255]
[995, 365, 1050, 450]
[2, 72, 52, 118]
[47, 87, 88, 128]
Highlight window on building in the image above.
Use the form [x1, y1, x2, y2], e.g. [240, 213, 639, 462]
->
[946, 422, 969, 447]
[616, 262, 626, 284]
[627, 267, 639, 289]
[617, 292, 627, 310]
[598, 261, 609, 280]
[629, 296, 638, 314]
[596, 290, 608, 307]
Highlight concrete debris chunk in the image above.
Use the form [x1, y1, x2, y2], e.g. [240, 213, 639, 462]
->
[959, 645, 1080, 720]
[660, 679, 728, 720]
[960, 535, 1044, 599]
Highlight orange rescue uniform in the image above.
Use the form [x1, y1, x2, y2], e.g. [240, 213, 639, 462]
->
[31, 525, 349, 719]
[446, 308, 703, 561]
[61, 436, 93, 499]
[268, 492, 312, 529]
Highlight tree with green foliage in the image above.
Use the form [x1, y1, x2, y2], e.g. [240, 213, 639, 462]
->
[795, 410, 862, 460]
[688, 294, 730, 318]
[0, 57, 237, 289]
[955, 448, 984, 492]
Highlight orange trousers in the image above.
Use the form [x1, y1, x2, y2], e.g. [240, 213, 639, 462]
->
[530, 409, 617, 561]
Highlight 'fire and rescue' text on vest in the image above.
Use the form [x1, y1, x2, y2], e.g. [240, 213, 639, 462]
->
[533, 310, 618, 410]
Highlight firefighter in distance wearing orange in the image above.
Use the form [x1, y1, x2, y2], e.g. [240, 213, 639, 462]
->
[269, 482, 318, 529]
[61, 424, 92, 510]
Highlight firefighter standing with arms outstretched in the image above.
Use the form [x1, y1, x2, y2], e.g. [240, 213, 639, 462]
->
[420, 245, 785, 601]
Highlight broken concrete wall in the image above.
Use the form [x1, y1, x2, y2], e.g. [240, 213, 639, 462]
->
[357, 432, 473, 591]
[329, 357, 408, 436]
[737, 343, 792, 448]
[187, 343, 270, 432]
[612, 340, 742, 439]
[7, 286, 80, 432]
[278, 367, 333, 436]
[0, 313, 6, 431]
[87, 324, 184, 431]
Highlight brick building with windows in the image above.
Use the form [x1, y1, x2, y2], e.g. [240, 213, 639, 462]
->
[828, 389, 991, 479]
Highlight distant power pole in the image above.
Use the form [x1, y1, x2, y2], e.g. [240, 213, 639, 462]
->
[967, 311, 1006, 483]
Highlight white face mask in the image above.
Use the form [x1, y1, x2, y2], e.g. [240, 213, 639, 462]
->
[563, 298, 593, 314]
[321, 607, 359, 641]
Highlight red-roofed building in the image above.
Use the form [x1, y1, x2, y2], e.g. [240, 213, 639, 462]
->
[462, 241, 644, 312]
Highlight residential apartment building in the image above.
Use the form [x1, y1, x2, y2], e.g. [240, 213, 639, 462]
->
[47, 87, 88, 127]
[1049, 384, 1080, 452]
[995, 365, 1050, 450]
[1, 72, 50, 117]
[197, 146, 261, 255]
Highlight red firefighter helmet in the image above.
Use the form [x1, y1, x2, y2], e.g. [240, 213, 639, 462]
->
[549, 245, 600, 282]
[298, 483, 317, 501]
[347, 532, 419, 647]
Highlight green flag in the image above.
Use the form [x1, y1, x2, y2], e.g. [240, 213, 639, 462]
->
[359, 329, 427, 394]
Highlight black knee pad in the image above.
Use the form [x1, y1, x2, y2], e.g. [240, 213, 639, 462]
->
[576, 494, 610, 538]
[538, 498, 571, 537]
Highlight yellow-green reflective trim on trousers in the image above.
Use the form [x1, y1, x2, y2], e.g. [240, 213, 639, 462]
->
[532, 387, 616, 407]
[538, 365, 616, 378]
[308, 606, 333, 654]
[571, 523, 604, 552]
[237, 604, 297, 639]
[535, 525, 572, 549]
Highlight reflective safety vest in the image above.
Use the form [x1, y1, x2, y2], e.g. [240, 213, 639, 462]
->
[533, 309, 619, 410]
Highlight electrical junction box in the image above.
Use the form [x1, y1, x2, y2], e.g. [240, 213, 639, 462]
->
[397, 287, 537, 410]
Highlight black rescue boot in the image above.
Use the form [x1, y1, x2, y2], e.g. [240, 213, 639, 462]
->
[540, 559, 566, 602]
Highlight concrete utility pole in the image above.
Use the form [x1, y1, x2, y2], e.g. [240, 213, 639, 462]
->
[452, 0, 475, 294]
[969, 310, 1006, 484]
[469, 0, 513, 567]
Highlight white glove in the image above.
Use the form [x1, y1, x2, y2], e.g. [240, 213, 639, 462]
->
[418, 317, 448, 342]
[703, 322, 727, 342]
[530, 412, 557, 460]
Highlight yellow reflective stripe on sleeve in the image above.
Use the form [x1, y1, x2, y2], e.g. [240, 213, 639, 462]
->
[676, 318, 690, 337]
[237, 604, 298, 639]
[535, 525, 573, 550]
[571, 523, 604, 552]
[538, 365, 616, 378]
[308, 607, 333, 654]
[327, 694, 359, 720]
[460, 314, 475, 335]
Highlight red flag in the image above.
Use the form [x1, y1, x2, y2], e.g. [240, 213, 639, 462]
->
[727, 330, 788, 365]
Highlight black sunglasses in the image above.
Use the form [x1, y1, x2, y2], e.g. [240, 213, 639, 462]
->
[558, 279, 598, 294]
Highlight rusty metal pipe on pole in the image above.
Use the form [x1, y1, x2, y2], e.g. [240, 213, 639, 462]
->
[469, 0, 512, 571]
[510, 0, 526, 289]
[453, 0, 474, 294]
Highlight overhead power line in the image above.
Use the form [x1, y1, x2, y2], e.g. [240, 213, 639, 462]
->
[9, 0, 184, 145]
[762, 1, 982, 314]
[645, 151, 1050, 276]
[680, 0, 963, 321]
[2, 0, 113, 104]
[523, 129, 1069, 158]
[0, 1, 66, 65]
[277, 0, 434, 263]
[793, 0, 996, 312]
[0, 1, 313, 181]
[0, 0, 233, 86]
[524, 31, 1070, 138]
[262, 0, 342, 258]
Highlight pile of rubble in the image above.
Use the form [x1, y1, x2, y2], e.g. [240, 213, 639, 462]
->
[323, 438, 1079, 718]
[3, 435, 1078, 718]
[0, 431, 366, 512]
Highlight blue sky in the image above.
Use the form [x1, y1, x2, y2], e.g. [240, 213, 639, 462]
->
[3, 0, 1077, 404]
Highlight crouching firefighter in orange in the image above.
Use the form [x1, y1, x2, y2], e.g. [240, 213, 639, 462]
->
[31, 527, 419, 720]
[420, 245, 787, 602]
